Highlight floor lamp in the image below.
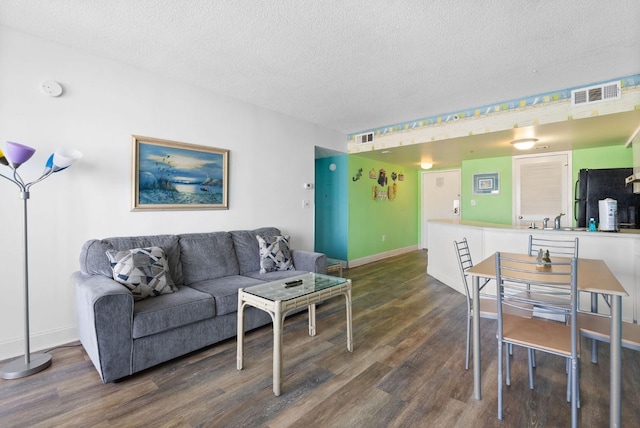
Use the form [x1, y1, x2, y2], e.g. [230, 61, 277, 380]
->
[0, 141, 82, 379]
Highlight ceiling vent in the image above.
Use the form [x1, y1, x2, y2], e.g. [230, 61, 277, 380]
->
[571, 81, 620, 106]
[354, 132, 374, 145]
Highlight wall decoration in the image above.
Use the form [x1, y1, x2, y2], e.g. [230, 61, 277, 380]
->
[377, 169, 387, 186]
[131, 135, 229, 210]
[473, 172, 499, 195]
[352, 167, 363, 181]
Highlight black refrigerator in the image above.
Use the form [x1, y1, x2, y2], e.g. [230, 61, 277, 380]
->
[575, 168, 640, 228]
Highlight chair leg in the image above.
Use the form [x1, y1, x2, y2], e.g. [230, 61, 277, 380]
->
[506, 344, 511, 386]
[528, 348, 535, 389]
[563, 357, 581, 409]
[465, 314, 471, 370]
[531, 350, 536, 367]
[498, 341, 503, 420]
[571, 356, 578, 428]
[566, 358, 571, 402]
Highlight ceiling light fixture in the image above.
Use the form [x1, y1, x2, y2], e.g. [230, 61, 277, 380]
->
[421, 162, 433, 170]
[511, 138, 538, 150]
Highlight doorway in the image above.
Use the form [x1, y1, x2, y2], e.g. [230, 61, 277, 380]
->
[421, 169, 461, 249]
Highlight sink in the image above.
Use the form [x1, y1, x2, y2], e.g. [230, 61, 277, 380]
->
[543, 227, 588, 231]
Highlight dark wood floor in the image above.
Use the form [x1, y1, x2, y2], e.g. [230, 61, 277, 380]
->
[1, 250, 639, 427]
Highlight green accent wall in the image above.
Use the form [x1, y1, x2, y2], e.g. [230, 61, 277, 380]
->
[330, 145, 633, 264]
[461, 156, 513, 224]
[571, 145, 633, 185]
[459, 145, 633, 225]
[347, 155, 419, 261]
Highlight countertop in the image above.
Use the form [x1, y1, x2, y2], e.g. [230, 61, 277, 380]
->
[429, 219, 640, 236]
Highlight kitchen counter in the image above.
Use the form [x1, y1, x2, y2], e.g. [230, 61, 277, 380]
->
[430, 219, 640, 235]
[427, 219, 640, 322]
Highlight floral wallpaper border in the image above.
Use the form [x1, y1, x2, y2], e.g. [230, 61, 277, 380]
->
[348, 73, 640, 142]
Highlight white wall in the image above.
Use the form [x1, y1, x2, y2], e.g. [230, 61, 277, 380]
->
[0, 27, 346, 360]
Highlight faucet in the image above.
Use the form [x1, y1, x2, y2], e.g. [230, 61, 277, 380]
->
[542, 218, 550, 229]
[554, 213, 565, 229]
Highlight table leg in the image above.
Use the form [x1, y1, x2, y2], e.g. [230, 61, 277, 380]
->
[591, 292, 599, 364]
[237, 290, 245, 371]
[308, 303, 316, 336]
[273, 303, 283, 396]
[473, 276, 481, 400]
[610, 295, 622, 427]
[345, 288, 353, 352]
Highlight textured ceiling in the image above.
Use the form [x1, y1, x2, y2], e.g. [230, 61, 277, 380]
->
[2, 1, 640, 169]
[1, 0, 638, 137]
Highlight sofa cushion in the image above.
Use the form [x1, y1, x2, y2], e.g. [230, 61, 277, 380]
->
[189, 275, 265, 316]
[179, 232, 239, 284]
[230, 227, 281, 274]
[132, 285, 215, 339]
[257, 235, 295, 273]
[106, 246, 176, 300]
[80, 235, 183, 285]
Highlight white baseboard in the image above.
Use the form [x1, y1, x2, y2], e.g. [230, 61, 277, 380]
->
[348, 245, 419, 268]
[0, 326, 78, 362]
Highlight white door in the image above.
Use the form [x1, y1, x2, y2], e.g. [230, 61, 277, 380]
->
[421, 169, 461, 249]
[513, 152, 572, 228]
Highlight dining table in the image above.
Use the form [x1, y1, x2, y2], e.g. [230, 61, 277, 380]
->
[466, 252, 628, 428]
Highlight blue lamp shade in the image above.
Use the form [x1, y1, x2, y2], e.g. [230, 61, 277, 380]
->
[44, 148, 83, 173]
[4, 141, 36, 169]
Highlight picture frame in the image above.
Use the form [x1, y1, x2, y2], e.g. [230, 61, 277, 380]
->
[131, 135, 229, 211]
[472, 172, 499, 195]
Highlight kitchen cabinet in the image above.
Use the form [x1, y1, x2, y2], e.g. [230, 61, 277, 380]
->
[428, 219, 640, 323]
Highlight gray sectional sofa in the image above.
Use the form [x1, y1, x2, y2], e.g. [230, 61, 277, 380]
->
[72, 227, 326, 383]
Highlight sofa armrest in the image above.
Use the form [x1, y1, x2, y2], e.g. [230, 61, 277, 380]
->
[292, 250, 327, 274]
[72, 271, 134, 383]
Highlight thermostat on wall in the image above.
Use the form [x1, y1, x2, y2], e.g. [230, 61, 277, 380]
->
[40, 80, 63, 97]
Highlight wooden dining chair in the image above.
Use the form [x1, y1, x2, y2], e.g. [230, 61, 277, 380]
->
[453, 239, 531, 370]
[495, 252, 579, 428]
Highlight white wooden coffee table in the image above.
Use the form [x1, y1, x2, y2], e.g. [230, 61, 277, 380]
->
[237, 272, 353, 396]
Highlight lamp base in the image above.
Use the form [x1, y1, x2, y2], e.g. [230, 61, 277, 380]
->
[1, 353, 52, 379]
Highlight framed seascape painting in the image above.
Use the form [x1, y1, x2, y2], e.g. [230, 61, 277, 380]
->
[131, 135, 229, 210]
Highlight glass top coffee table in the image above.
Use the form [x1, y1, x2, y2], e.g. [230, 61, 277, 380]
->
[236, 272, 353, 396]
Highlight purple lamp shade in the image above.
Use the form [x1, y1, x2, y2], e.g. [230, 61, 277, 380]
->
[4, 142, 36, 169]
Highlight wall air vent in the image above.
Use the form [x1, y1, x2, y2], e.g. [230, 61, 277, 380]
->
[354, 132, 374, 145]
[571, 81, 620, 106]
